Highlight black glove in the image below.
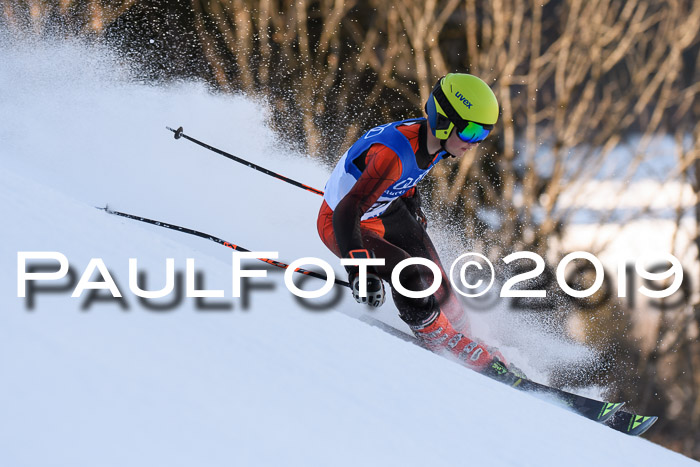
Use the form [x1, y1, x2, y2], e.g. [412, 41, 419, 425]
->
[346, 249, 385, 308]
[402, 187, 428, 229]
[414, 206, 428, 230]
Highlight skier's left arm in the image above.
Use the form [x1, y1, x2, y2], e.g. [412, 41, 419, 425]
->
[332, 145, 402, 257]
[401, 186, 428, 229]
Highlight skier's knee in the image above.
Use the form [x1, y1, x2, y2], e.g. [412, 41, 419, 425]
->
[396, 294, 436, 326]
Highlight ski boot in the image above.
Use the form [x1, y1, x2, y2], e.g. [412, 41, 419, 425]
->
[409, 308, 502, 373]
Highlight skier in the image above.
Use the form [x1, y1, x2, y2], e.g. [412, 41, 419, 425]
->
[317, 73, 519, 375]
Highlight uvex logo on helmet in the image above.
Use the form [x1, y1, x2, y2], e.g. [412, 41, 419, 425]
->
[455, 92, 473, 109]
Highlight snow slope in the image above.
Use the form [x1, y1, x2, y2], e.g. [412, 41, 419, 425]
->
[1, 36, 697, 466]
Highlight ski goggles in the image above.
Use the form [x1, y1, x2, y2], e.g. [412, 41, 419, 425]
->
[430, 78, 494, 143]
[454, 120, 492, 143]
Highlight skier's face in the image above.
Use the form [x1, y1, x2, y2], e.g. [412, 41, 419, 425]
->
[444, 129, 479, 157]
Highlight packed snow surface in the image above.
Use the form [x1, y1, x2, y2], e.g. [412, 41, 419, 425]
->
[1, 36, 697, 466]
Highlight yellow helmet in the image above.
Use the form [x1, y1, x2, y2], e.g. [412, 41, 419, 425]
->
[425, 73, 499, 141]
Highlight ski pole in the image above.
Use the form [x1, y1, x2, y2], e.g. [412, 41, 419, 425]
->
[98, 205, 349, 288]
[166, 126, 325, 196]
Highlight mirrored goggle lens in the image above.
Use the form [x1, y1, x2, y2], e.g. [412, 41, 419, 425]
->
[456, 121, 491, 143]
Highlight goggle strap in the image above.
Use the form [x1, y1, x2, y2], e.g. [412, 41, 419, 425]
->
[432, 80, 468, 132]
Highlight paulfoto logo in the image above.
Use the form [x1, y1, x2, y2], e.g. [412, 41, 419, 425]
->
[16, 250, 689, 310]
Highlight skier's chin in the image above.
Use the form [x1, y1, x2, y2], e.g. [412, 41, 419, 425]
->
[448, 146, 474, 158]
[445, 141, 477, 158]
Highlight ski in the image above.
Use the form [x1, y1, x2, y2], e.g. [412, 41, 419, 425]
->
[359, 315, 656, 435]
[606, 411, 659, 436]
[483, 359, 624, 423]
